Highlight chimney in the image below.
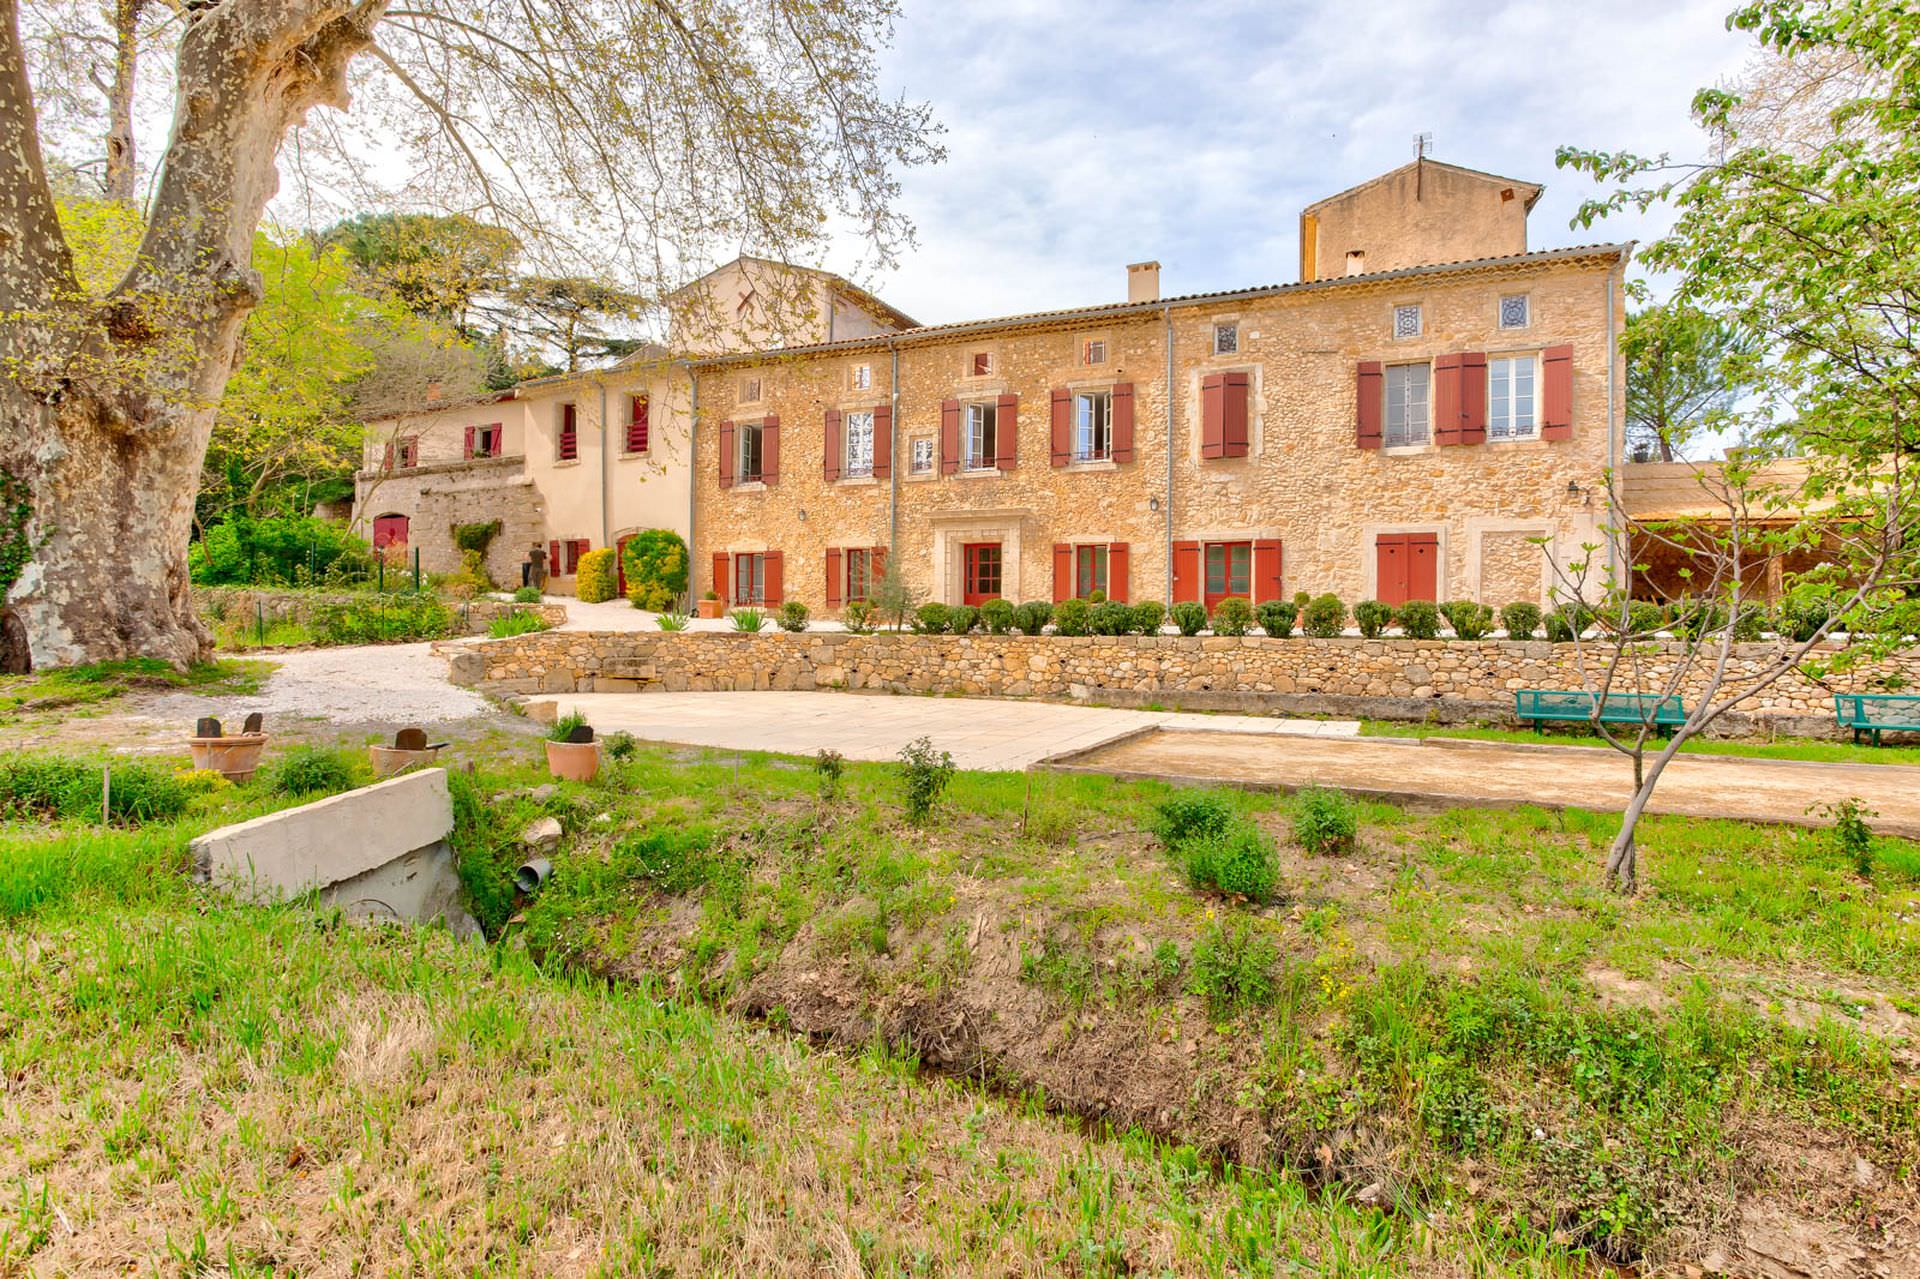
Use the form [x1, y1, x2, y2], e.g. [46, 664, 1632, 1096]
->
[426, 381, 444, 403]
[1126, 260, 1161, 304]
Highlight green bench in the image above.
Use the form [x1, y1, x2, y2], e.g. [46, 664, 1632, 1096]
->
[1515, 689, 1688, 736]
[1833, 693, 1920, 746]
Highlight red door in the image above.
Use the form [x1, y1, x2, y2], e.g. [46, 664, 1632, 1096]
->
[1202, 541, 1252, 611]
[962, 543, 1002, 606]
[615, 535, 632, 597]
[372, 514, 409, 551]
[1376, 533, 1438, 606]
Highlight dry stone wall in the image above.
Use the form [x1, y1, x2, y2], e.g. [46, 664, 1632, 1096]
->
[449, 629, 1919, 738]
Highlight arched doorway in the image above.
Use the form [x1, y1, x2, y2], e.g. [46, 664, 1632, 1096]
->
[372, 513, 410, 551]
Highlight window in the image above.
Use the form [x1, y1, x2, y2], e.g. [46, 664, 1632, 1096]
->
[850, 363, 872, 390]
[970, 351, 992, 376]
[964, 402, 998, 470]
[1083, 338, 1107, 365]
[1203, 542, 1252, 607]
[737, 420, 765, 483]
[1074, 544, 1108, 598]
[1384, 363, 1430, 447]
[1212, 322, 1238, 355]
[843, 547, 877, 602]
[843, 409, 875, 478]
[399, 437, 418, 469]
[467, 423, 501, 458]
[732, 552, 766, 605]
[557, 403, 578, 461]
[740, 376, 761, 403]
[1073, 390, 1111, 462]
[1487, 355, 1537, 440]
[1499, 294, 1530, 330]
[909, 437, 934, 475]
[1392, 304, 1422, 339]
[565, 539, 589, 575]
[626, 396, 650, 453]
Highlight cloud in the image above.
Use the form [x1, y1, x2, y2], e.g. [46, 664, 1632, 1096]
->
[843, 0, 1752, 323]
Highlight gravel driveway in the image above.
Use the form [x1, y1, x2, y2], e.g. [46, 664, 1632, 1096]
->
[147, 642, 489, 726]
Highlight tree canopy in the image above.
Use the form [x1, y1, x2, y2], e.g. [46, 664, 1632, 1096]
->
[1621, 303, 1754, 462]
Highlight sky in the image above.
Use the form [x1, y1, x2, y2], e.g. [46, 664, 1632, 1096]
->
[841, 0, 1757, 326]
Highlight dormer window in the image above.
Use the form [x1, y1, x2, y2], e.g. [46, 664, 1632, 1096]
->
[1212, 322, 1238, 356]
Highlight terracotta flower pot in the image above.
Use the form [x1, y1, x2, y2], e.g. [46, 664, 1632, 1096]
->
[545, 739, 600, 782]
[697, 598, 726, 619]
[368, 744, 445, 777]
[187, 734, 268, 783]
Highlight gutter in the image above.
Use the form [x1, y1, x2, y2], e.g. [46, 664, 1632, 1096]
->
[598, 379, 611, 548]
[687, 365, 700, 602]
[1163, 303, 1174, 602]
[888, 337, 901, 555]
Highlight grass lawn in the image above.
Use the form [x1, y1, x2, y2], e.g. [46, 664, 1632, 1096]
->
[0, 657, 270, 720]
[2, 731, 1916, 1274]
[1361, 717, 1920, 766]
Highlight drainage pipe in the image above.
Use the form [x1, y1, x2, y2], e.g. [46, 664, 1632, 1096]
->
[1163, 303, 1175, 603]
[889, 338, 901, 555]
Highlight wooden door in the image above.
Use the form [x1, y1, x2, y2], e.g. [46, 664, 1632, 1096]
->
[962, 543, 1002, 606]
[1203, 541, 1251, 610]
[1376, 533, 1438, 607]
[372, 514, 409, 551]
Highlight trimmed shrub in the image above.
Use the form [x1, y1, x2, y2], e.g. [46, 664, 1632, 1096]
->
[1544, 601, 1593, 642]
[1089, 600, 1132, 636]
[1087, 589, 1107, 605]
[512, 585, 542, 604]
[265, 746, 361, 798]
[1302, 593, 1345, 638]
[1621, 600, 1666, 637]
[1442, 599, 1495, 640]
[1169, 601, 1208, 636]
[1396, 599, 1441, 640]
[1181, 821, 1279, 902]
[622, 529, 690, 611]
[1210, 596, 1253, 637]
[1129, 600, 1167, 635]
[777, 601, 810, 633]
[730, 607, 768, 633]
[1291, 786, 1357, 855]
[1012, 601, 1052, 636]
[1353, 599, 1393, 639]
[842, 599, 874, 633]
[1293, 591, 1311, 611]
[1256, 600, 1297, 638]
[488, 609, 549, 638]
[574, 548, 618, 603]
[1733, 602, 1768, 641]
[1053, 598, 1092, 636]
[980, 598, 1015, 635]
[1776, 594, 1834, 642]
[913, 603, 951, 635]
[946, 604, 980, 635]
[1500, 601, 1542, 640]
[1149, 790, 1238, 847]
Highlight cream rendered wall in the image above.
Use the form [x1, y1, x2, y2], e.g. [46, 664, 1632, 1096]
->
[359, 398, 529, 473]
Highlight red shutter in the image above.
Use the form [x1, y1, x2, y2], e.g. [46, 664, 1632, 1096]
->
[940, 399, 960, 474]
[559, 404, 578, 461]
[464, 426, 475, 459]
[1253, 539, 1283, 603]
[712, 553, 730, 601]
[1108, 543, 1130, 604]
[761, 415, 780, 484]
[570, 540, 589, 574]
[719, 420, 736, 488]
[1201, 373, 1226, 458]
[1050, 388, 1072, 467]
[763, 550, 784, 607]
[823, 409, 843, 481]
[628, 396, 650, 452]
[382, 441, 395, 470]
[1111, 382, 1135, 463]
[871, 545, 887, 585]
[1459, 352, 1488, 444]
[1541, 345, 1574, 440]
[1376, 535, 1407, 608]
[1172, 541, 1200, 603]
[1356, 362, 1383, 449]
[826, 548, 842, 608]
[1433, 354, 1464, 446]
[1408, 534, 1439, 601]
[549, 540, 563, 575]
[995, 393, 1018, 469]
[1222, 371, 1250, 458]
[872, 406, 892, 479]
[1052, 543, 1072, 603]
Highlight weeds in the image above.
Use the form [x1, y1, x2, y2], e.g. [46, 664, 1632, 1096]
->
[1187, 920, 1278, 1013]
[1291, 786, 1357, 855]
[487, 608, 550, 638]
[1810, 796, 1878, 877]
[898, 736, 954, 824]
[814, 748, 845, 800]
[263, 745, 362, 797]
[0, 755, 191, 825]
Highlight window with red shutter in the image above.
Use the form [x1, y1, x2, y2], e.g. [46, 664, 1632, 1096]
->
[711, 552, 730, 600]
[825, 548, 843, 608]
[548, 540, 562, 574]
[566, 539, 589, 574]
[558, 404, 578, 461]
[760, 415, 780, 485]
[626, 396, 649, 453]
[1201, 373, 1226, 458]
[1253, 539, 1283, 603]
[1111, 383, 1135, 462]
[718, 420, 736, 488]
[1051, 543, 1072, 603]
[1221, 372, 1249, 458]
[1108, 543, 1130, 604]
[995, 393, 1018, 469]
[1434, 354, 1465, 445]
[1541, 345, 1574, 439]
[400, 437, 418, 469]
[382, 441, 396, 471]
[872, 407, 893, 479]
[823, 409, 843, 482]
[1050, 389, 1071, 467]
[939, 400, 960, 474]
[763, 551, 784, 607]
[1459, 352, 1488, 444]
[1171, 541, 1200, 603]
[464, 426, 476, 459]
[1355, 362, 1384, 449]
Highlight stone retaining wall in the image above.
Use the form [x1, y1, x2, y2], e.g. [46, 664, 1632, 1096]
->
[198, 586, 566, 635]
[447, 629, 1920, 738]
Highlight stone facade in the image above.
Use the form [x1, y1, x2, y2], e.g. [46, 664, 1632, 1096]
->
[449, 629, 1918, 739]
[353, 454, 545, 585]
[1299, 158, 1538, 282]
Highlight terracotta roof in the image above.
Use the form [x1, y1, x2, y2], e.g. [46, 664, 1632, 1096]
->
[1302, 157, 1545, 214]
[359, 387, 516, 423]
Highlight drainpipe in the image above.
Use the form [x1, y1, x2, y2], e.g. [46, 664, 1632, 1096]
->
[687, 366, 699, 600]
[1163, 303, 1175, 602]
[1605, 262, 1620, 585]
[889, 338, 901, 554]
[598, 378, 611, 549]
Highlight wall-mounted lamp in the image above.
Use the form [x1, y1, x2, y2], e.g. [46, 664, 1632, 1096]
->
[797, 508, 807, 521]
[1565, 479, 1592, 506]
[1149, 496, 1161, 512]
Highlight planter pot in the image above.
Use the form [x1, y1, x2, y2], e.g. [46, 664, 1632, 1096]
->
[188, 734, 268, 783]
[697, 599, 726, 619]
[368, 744, 445, 777]
[545, 739, 600, 782]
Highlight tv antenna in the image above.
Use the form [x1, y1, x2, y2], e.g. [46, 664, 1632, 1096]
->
[1413, 132, 1433, 198]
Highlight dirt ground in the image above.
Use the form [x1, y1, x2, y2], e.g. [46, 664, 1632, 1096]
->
[1067, 730, 1920, 836]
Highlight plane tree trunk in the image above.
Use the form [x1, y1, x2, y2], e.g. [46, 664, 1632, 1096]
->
[0, 0, 384, 670]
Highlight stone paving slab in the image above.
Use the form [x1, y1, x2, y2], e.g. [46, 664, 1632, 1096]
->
[535, 690, 1358, 772]
[1063, 730, 1920, 836]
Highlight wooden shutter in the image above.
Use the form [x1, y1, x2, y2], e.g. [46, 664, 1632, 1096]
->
[871, 545, 887, 585]
[825, 548, 842, 608]
[1052, 543, 1072, 603]
[549, 540, 563, 575]
[719, 420, 736, 488]
[463, 426, 475, 459]
[1172, 540, 1200, 603]
[1355, 362, 1383, 449]
[940, 399, 960, 474]
[628, 396, 649, 452]
[1433, 354, 1464, 446]
[823, 409, 843, 481]
[1541, 345, 1574, 440]
[995, 393, 1018, 469]
[1375, 535, 1407, 607]
[1201, 373, 1226, 458]
[872, 406, 892, 479]
[761, 415, 780, 484]
[1108, 542, 1130, 604]
[1408, 534, 1438, 602]
[1222, 371, 1250, 458]
[1111, 383, 1135, 463]
[559, 404, 578, 460]
[382, 441, 395, 470]
[1253, 539, 1283, 603]
[1459, 352, 1488, 444]
[763, 550, 784, 606]
[1050, 388, 1072, 467]
[712, 553, 730, 602]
